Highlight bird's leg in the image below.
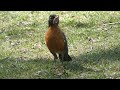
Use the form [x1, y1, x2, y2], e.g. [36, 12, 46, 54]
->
[50, 51, 58, 61]
[59, 54, 62, 61]
[61, 53, 64, 64]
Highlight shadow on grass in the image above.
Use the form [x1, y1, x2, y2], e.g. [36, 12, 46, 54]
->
[63, 45, 120, 74]
[63, 59, 95, 73]
[0, 57, 54, 65]
[0, 57, 57, 79]
[78, 45, 120, 62]
[0, 45, 120, 79]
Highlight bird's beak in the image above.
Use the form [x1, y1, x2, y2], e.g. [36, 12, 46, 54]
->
[53, 15, 59, 24]
[55, 15, 59, 19]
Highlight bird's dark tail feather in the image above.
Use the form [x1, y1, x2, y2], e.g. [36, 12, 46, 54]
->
[68, 55, 72, 61]
[64, 55, 72, 61]
[59, 54, 72, 61]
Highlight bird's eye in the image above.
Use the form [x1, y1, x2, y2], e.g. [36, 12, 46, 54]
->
[49, 17, 52, 19]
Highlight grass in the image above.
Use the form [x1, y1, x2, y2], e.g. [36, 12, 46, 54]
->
[0, 11, 120, 79]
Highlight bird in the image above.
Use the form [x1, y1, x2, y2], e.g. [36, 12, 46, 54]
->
[45, 14, 72, 63]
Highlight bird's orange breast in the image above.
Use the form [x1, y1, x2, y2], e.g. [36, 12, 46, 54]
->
[45, 27, 64, 53]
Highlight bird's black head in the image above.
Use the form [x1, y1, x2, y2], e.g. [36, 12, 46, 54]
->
[48, 14, 59, 27]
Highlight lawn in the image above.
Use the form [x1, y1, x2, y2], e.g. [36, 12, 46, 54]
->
[0, 11, 120, 79]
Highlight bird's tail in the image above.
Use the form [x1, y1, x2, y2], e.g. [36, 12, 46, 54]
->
[64, 54, 72, 61]
[59, 54, 72, 61]
[67, 55, 72, 61]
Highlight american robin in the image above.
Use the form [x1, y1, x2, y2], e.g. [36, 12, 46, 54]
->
[45, 14, 72, 62]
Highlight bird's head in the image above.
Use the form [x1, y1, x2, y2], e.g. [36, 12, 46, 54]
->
[48, 14, 59, 27]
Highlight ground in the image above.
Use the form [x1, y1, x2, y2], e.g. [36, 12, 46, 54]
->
[0, 11, 120, 79]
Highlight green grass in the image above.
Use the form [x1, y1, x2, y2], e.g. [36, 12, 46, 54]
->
[0, 11, 120, 79]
